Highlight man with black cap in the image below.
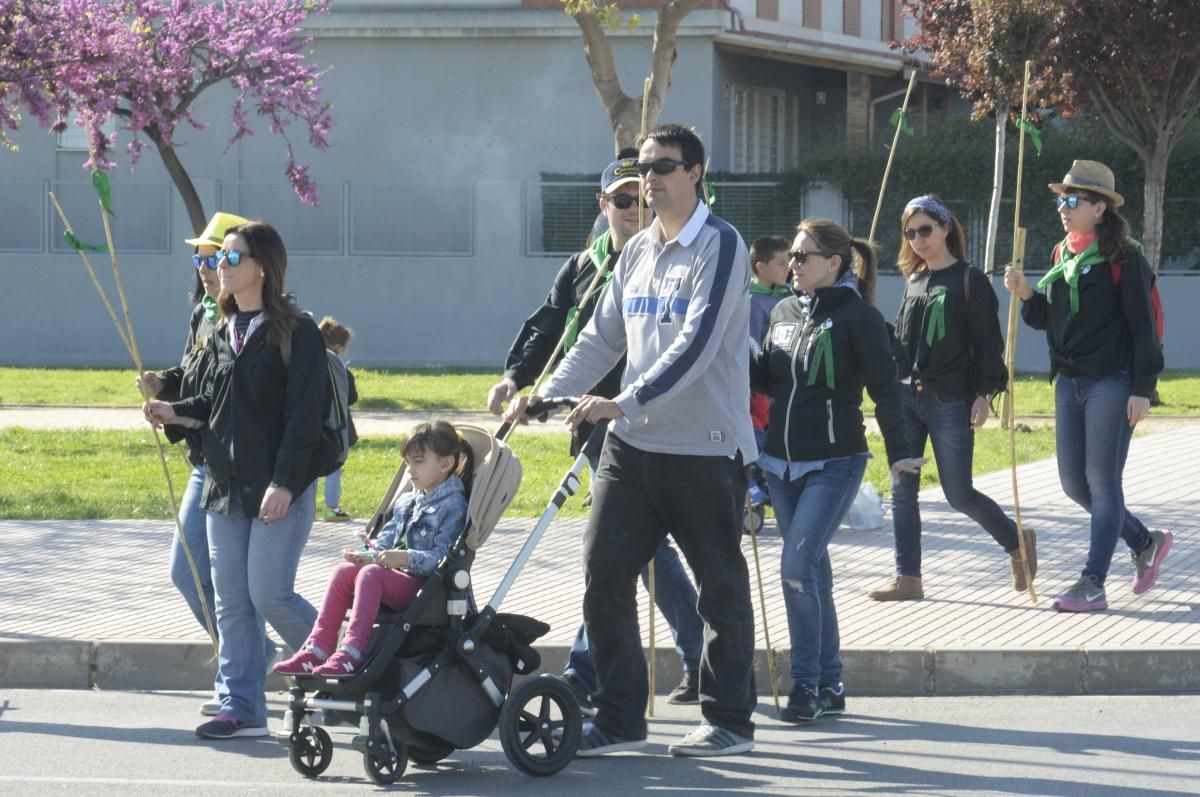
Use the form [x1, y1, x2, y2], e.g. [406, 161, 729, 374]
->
[487, 156, 704, 711]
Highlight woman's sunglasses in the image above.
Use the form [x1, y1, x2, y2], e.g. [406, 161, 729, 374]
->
[1055, 194, 1094, 210]
[635, 158, 688, 176]
[217, 250, 253, 267]
[903, 224, 937, 241]
[602, 193, 647, 210]
[788, 250, 830, 265]
[193, 254, 218, 271]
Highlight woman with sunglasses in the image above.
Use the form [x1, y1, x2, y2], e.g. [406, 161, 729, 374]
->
[752, 219, 924, 722]
[146, 220, 333, 738]
[138, 211, 274, 718]
[1004, 160, 1168, 613]
[868, 195, 1033, 603]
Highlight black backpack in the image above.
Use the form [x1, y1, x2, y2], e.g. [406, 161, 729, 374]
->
[280, 338, 351, 477]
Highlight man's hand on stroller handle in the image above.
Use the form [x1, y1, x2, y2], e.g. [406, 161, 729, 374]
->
[565, 396, 623, 429]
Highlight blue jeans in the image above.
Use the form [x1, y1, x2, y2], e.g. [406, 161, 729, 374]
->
[170, 466, 277, 695]
[206, 482, 318, 726]
[766, 454, 866, 687]
[1055, 372, 1151, 583]
[564, 453, 703, 694]
[891, 386, 1019, 577]
[323, 467, 342, 509]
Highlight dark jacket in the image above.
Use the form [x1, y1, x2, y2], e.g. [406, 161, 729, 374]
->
[503, 243, 624, 402]
[156, 302, 220, 466]
[176, 311, 333, 516]
[893, 261, 1009, 402]
[751, 285, 909, 465]
[1021, 245, 1164, 398]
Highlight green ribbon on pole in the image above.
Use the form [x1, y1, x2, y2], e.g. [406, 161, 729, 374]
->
[806, 328, 835, 390]
[1016, 118, 1042, 156]
[926, 290, 947, 346]
[92, 170, 116, 217]
[890, 107, 913, 136]
[703, 176, 717, 207]
[64, 230, 108, 253]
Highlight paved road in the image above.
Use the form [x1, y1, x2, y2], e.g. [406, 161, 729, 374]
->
[0, 690, 1196, 796]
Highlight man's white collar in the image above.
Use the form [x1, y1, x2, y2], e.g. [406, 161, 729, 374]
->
[651, 200, 709, 248]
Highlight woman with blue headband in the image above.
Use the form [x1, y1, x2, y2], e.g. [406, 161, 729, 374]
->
[868, 195, 1034, 603]
[1005, 161, 1169, 613]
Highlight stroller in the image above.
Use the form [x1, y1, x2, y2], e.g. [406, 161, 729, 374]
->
[277, 403, 598, 784]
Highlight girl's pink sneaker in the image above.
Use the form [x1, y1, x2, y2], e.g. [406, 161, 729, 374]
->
[312, 649, 363, 677]
[274, 647, 326, 676]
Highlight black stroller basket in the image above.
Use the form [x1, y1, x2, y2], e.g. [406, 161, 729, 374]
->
[277, 401, 602, 784]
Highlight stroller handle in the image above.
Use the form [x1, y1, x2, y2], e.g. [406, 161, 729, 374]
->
[524, 396, 580, 421]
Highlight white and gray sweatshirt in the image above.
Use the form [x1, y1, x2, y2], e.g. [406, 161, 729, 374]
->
[541, 201, 756, 462]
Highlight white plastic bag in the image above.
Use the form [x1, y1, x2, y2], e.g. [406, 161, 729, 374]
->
[840, 483, 885, 531]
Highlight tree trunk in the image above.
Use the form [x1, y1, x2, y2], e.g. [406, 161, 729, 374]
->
[146, 126, 207, 235]
[983, 113, 1006, 275]
[1141, 144, 1169, 274]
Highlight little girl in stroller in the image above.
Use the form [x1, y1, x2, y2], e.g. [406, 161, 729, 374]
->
[275, 421, 473, 677]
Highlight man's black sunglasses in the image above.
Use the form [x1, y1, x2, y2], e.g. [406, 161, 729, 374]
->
[599, 193, 647, 210]
[635, 158, 689, 176]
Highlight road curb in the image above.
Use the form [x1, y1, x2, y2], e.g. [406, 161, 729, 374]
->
[3, 638, 1198, 695]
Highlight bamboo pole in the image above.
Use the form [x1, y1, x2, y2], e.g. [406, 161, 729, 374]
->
[1004, 61, 1038, 605]
[867, 70, 918, 245]
[747, 494, 780, 712]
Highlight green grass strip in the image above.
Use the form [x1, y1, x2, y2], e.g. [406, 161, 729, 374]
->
[0, 427, 1058, 521]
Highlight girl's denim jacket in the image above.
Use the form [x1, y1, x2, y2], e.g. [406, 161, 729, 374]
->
[375, 475, 468, 578]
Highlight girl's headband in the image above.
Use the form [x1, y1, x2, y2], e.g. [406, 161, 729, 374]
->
[905, 195, 952, 225]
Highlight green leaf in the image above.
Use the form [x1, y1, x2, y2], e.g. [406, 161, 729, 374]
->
[1016, 118, 1043, 156]
[91, 170, 116, 218]
[64, 230, 108, 253]
[890, 107, 913, 136]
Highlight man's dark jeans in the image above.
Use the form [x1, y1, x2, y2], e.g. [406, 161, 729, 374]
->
[892, 385, 1019, 577]
[583, 433, 757, 741]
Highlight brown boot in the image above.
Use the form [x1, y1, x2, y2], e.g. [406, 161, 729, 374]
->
[867, 575, 924, 601]
[1010, 526, 1038, 592]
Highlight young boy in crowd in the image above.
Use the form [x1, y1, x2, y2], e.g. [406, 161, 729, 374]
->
[748, 236, 793, 506]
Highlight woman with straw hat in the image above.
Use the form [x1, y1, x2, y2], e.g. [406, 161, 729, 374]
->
[1005, 160, 1170, 613]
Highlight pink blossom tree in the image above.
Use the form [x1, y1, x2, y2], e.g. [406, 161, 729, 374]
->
[1, 0, 334, 234]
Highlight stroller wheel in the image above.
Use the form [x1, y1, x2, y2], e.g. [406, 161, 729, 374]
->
[499, 674, 581, 777]
[743, 503, 765, 536]
[362, 727, 407, 785]
[287, 726, 333, 778]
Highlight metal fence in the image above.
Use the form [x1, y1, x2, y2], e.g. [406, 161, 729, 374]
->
[526, 181, 804, 257]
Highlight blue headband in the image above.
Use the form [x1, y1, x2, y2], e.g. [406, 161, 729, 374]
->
[905, 195, 952, 225]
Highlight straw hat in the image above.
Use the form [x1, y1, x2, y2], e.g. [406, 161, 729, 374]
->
[184, 211, 250, 247]
[1048, 160, 1124, 207]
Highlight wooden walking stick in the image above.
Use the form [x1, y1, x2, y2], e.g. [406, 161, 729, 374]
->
[867, 70, 918, 246]
[1003, 61, 1038, 605]
[746, 493, 781, 711]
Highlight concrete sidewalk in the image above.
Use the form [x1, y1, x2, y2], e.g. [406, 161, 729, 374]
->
[1, 427, 1196, 696]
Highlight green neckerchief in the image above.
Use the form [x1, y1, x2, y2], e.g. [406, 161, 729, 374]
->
[563, 230, 615, 353]
[1037, 238, 1106, 315]
[806, 325, 835, 390]
[925, 286, 948, 346]
[201, 294, 220, 325]
[750, 281, 792, 297]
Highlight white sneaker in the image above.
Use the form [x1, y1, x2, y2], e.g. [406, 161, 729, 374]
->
[667, 723, 754, 757]
[200, 692, 222, 717]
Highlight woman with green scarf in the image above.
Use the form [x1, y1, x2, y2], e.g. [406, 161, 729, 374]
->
[868, 195, 1031, 604]
[138, 211, 277, 716]
[1005, 160, 1169, 613]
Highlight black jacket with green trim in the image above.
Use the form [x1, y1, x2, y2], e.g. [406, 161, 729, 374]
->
[751, 285, 909, 465]
[893, 260, 1009, 402]
[1021, 245, 1164, 398]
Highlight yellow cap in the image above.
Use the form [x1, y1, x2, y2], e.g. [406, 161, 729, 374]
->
[184, 211, 251, 247]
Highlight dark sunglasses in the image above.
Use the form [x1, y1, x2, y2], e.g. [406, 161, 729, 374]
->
[788, 249, 830, 265]
[1055, 194, 1094, 210]
[193, 254, 219, 271]
[903, 224, 937, 241]
[635, 158, 688, 176]
[217, 250, 253, 267]
[601, 193, 647, 210]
